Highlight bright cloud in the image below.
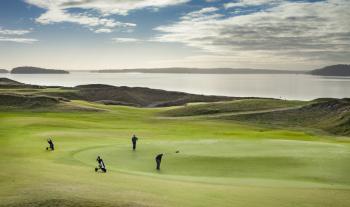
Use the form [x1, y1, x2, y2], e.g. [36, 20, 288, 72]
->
[112, 37, 140, 43]
[224, 0, 281, 8]
[24, 0, 189, 33]
[94, 28, 113, 33]
[0, 27, 37, 44]
[25, 0, 190, 15]
[154, 0, 350, 66]
[0, 37, 38, 43]
[183, 7, 219, 19]
[0, 28, 32, 35]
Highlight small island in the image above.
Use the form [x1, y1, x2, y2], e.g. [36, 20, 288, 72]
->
[11, 66, 69, 74]
[310, 64, 350, 76]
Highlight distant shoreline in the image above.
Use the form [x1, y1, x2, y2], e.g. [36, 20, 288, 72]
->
[95, 68, 306, 75]
[1, 64, 349, 76]
[92, 64, 349, 76]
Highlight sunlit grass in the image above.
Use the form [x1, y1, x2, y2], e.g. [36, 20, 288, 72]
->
[0, 101, 349, 207]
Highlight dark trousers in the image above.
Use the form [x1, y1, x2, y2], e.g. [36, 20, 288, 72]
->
[156, 161, 161, 170]
[132, 142, 136, 150]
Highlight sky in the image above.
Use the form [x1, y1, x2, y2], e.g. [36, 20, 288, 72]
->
[0, 0, 349, 70]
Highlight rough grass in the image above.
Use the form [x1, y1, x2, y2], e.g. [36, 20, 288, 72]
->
[220, 98, 350, 136]
[1, 100, 350, 207]
[0, 94, 60, 108]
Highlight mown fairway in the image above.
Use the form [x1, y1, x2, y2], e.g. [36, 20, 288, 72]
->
[0, 100, 350, 207]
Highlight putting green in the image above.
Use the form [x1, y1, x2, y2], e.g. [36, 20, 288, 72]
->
[73, 139, 350, 187]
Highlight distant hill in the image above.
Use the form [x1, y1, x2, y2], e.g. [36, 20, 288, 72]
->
[72, 84, 235, 107]
[0, 69, 8, 73]
[0, 78, 235, 107]
[310, 64, 350, 76]
[0, 78, 24, 86]
[0, 77, 43, 88]
[98, 68, 305, 74]
[11, 66, 69, 74]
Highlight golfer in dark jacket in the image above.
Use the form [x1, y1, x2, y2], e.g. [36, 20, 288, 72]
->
[95, 156, 106, 173]
[155, 154, 164, 170]
[131, 134, 138, 151]
[47, 138, 54, 151]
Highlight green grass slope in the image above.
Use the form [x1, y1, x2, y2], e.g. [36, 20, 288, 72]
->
[161, 99, 306, 117]
[221, 98, 350, 136]
[0, 101, 349, 207]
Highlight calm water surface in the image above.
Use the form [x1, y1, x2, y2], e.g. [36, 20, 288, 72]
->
[2, 72, 349, 100]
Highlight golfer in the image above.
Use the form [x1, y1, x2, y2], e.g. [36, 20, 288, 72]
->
[131, 134, 138, 151]
[155, 153, 164, 170]
[95, 156, 107, 173]
[47, 138, 54, 151]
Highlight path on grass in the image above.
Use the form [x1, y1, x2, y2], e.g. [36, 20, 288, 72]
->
[159, 105, 304, 119]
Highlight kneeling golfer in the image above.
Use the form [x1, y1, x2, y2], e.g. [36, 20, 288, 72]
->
[155, 153, 164, 170]
[95, 156, 107, 173]
[46, 138, 54, 151]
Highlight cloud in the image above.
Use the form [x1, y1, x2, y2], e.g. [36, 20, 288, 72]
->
[24, 0, 189, 33]
[154, 0, 350, 67]
[0, 37, 38, 43]
[94, 28, 113, 33]
[30, 4, 136, 32]
[112, 37, 140, 43]
[0, 28, 32, 35]
[184, 7, 219, 18]
[224, 0, 281, 8]
[0, 27, 37, 43]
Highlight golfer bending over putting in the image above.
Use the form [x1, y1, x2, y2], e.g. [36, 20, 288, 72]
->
[131, 134, 138, 151]
[95, 156, 107, 173]
[155, 153, 164, 170]
[46, 138, 54, 151]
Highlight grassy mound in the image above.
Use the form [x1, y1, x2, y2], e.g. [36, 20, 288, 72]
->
[0, 78, 43, 89]
[0, 78, 24, 86]
[0, 78, 27, 88]
[223, 98, 350, 136]
[0, 94, 61, 108]
[74, 84, 234, 107]
[161, 99, 306, 117]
